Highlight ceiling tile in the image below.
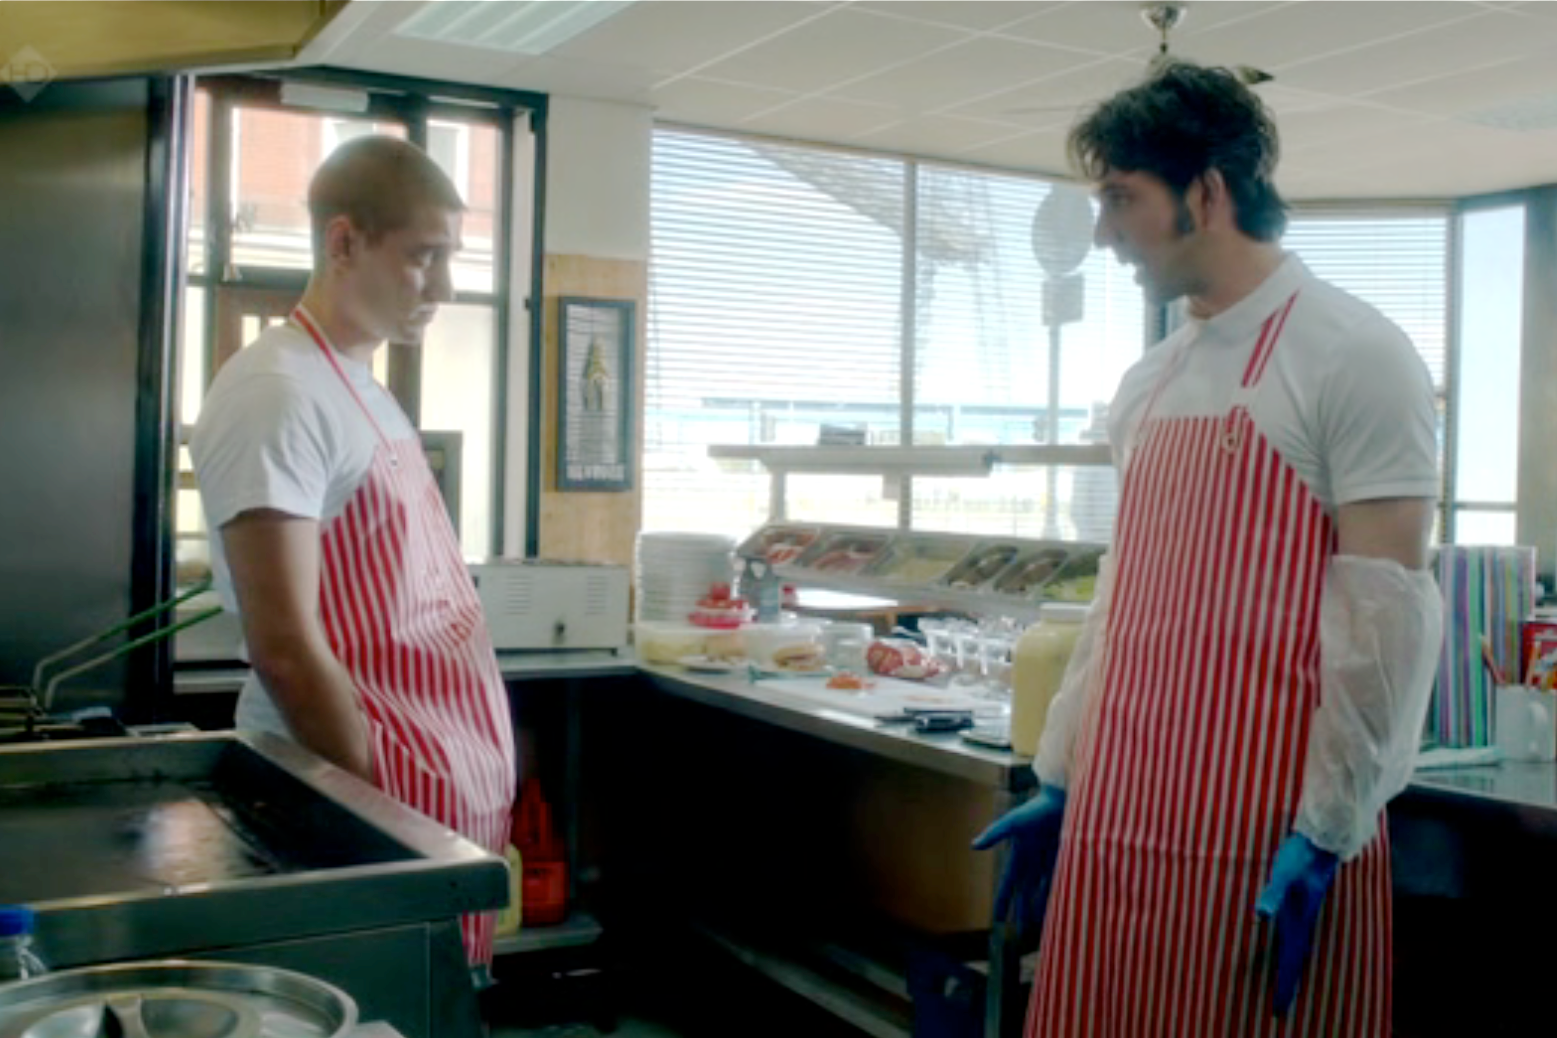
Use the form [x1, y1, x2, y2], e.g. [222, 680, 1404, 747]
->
[1365, 52, 1557, 115]
[853, 2, 1062, 32]
[1338, 135, 1557, 196]
[1277, 11, 1557, 96]
[1254, 83, 1356, 116]
[855, 114, 1028, 154]
[942, 57, 1148, 123]
[551, 1, 830, 77]
[998, 1, 1177, 55]
[998, 1, 1282, 57]
[650, 76, 804, 127]
[1172, 2, 1292, 36]
[960, 126, 1072, 175]
[1277, 168, 1381, 200]
[1289, 118, 1511, 175]
[1170, 2, 1485, 73]
[504, 53, 657, 101]
[740, 96, 903, 140]
[828, 36, 1095, 111]
[1276, 102, 1436, 153]
[328, 0, 1557, 199]
[697, 8, 970, 93]
[333, 33, 528, 85]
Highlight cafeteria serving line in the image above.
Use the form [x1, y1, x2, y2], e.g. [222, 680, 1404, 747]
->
[4, 2, 1557, 1037]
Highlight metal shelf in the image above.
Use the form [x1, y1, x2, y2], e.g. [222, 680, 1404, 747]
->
[492, 910, 602, 956]
[692, 921, 914, 1038]
[709, 443, 1111, 475]
[779, 567, 1053, 624]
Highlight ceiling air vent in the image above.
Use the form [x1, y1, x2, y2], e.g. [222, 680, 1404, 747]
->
[1461, 92, 1557, 133]
[394, 1, 635, 56]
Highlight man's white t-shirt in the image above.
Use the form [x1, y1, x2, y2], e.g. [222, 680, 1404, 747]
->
[190, 321, 419, 736]
[1108, 255, 1440, 512]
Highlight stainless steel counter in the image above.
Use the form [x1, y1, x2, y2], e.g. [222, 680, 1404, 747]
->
[174, 649, 638, 696]
[637, 664, 1035, 793]
[176, 653, 1557, 810]
[1410, 760, 1557, 815]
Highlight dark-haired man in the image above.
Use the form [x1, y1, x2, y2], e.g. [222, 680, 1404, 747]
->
[976, 64, 1442, 1035]
[192, 136, 516, 972]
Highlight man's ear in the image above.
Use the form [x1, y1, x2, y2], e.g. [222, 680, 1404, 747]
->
[1196, 169, 1233, 230]
[323, 215, 357, 269]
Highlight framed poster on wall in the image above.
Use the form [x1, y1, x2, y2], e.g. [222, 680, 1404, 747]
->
[557, 296, 635, 492]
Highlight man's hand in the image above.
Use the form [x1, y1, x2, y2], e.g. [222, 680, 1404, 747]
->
[222, 509, 373, 782]
[1255, 833, 1339, 1016]
[972, 786, 1068, 937]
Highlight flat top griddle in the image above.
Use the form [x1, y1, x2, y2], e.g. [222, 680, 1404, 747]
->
[0, 733, 507, 969]
[0, 780, 300, 902]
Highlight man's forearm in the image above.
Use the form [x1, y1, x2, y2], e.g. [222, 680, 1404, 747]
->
[252, 638, 373, 782]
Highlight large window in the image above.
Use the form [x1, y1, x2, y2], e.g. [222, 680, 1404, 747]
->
[646, 129, 1144, 542]
[1451, 204, 1525, 544]
[174, 75, 537, 661]
[1282, 208, 1503, 543]
[648, 129, 1486, 548]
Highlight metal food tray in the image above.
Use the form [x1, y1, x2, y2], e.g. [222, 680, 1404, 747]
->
[0, 732, 508, 970]
[1038, 547, 1105, 603]
[862, 534, 974, 586]
[733, 522, 823, 567]
[988, 545, 1075, 598]
[793, 528, 896, 577]
[939, 542, 1025, 592]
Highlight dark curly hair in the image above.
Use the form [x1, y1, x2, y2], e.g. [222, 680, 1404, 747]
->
[1068, 62, 1288, 242]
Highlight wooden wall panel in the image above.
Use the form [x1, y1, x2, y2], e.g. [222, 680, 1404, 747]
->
[537, 253, 647, 565]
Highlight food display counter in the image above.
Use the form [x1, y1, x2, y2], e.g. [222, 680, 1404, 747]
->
[735, 521, 1105, 622]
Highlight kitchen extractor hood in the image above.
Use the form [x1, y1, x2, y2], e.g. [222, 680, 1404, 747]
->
[0, 1, 348, 83]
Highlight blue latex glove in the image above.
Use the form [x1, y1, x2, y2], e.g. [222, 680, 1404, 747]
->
[1255, 833, 1340, 1017]
[971, 786, 1067, 937]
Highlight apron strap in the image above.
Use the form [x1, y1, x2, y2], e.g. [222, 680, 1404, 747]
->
[291, 305, 395, 452]
[1127, 291, 1303, 461]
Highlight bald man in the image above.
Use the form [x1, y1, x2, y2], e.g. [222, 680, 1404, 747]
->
[192, 137, 517, 971]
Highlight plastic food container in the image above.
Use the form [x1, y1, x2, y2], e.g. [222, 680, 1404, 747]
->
[942, 543, 1022, 590]
[1010, 604, 1090, 755]
[867, 537, 971, 586]
[992, 547, 1071, 596]
[634, 622, 710, 665]
[743, 621, 826, 673]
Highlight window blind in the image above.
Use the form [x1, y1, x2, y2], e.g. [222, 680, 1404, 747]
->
[646, 128, 1147, 542]
[1284, 210, 1450, 389]
[911, 164, 1143, 541]
[647, 130, 903, 536]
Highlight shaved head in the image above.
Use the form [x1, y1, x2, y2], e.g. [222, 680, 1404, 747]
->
[308, 135, 465, 271]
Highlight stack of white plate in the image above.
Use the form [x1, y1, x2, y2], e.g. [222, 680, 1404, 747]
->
[635, 531, 736, 623]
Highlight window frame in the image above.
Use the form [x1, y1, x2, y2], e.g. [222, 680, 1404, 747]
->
[1284, 200, 1458, 539]
[186, 69, 546, 558]
[1450, 187, 1543, 551]
[646, 125, 1158, 536]
[647, 129, 1472, 546]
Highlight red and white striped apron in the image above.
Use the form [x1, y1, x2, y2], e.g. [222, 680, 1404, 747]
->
[295, 308, 518, 967]
[1029, 294, 1391, 1037]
